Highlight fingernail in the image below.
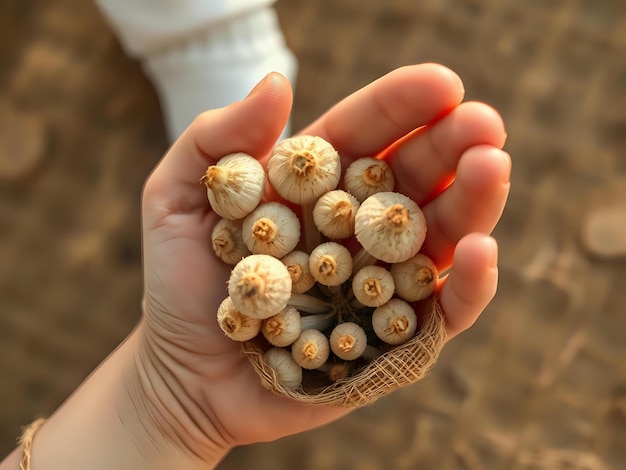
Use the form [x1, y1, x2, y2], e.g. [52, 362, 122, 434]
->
[246, 73, 271, 99]
[486, 236, 499, 268]
[498, 149, 512, 183]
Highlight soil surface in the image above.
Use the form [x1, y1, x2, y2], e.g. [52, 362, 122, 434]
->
[2, 0, 626, 469]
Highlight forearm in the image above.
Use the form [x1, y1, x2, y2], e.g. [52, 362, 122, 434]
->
[0, 326, 228, 470]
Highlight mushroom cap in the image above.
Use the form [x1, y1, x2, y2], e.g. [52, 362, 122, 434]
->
[267, 135, 341, 204]
[227, 254, 293, 319]
[211, 218, 251, 265]
[203, 153, 266, 220]
[343, 157, 395, 202]
[308, 242, 353, 287]
[372, 298, 418, 345]
[351, 265, 395, 307]
[216, 296, 262, 341]
[390, 253, 438, 302]
[242, 202, 301, 258]
[280, 251, 316, 294]
[329, 322, 368, 360]
[354, 192, 426, 263]
[312, 189, 360, 239]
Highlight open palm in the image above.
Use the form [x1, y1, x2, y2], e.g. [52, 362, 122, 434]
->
[138, 64, 510, 461]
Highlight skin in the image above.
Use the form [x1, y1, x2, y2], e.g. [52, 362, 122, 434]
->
[0, 63, 510, 469]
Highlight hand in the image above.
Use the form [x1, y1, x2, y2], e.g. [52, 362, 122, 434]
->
[138, 64, 509, 464]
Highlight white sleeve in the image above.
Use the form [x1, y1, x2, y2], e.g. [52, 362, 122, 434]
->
[94, 0, 275, 56]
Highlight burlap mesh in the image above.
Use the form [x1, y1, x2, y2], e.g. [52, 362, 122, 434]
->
[242, 297, 447, 407]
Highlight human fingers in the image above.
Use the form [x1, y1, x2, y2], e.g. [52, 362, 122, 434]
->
[142, 72, 293, 229]
[387, 101, 507, 205]
[300, 63, 465, 162]
[438, 233, 499, 340]
[420, 145, 511, 269]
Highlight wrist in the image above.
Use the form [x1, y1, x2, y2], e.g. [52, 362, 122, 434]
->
[4, 326, 229, 470]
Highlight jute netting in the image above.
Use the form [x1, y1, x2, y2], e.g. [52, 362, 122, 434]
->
[242, 298, 446, 407]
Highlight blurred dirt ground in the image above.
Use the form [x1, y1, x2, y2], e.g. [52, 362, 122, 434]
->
[1, 0, 626, 468]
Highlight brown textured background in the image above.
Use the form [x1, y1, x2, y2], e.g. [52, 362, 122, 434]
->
[2, 0, 626, 468]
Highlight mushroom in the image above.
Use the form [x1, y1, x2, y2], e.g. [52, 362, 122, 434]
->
[200, 152, 265, 220]
[242, 202, 301, 258]
[309, 242, 353, 287]
[372, 298, 418, 345]
[354, 191, 426, 263]
[263, 348, 303, 391]
[351, 265, 395, 307]
[291, 329, 331, 370]
[216, 296, 262, 341]
[211, 218, 251, 265]
[227, 254, 292, 319]
[390, 253, 438, 302]
[280, 251, 316, 294]
[343, 157, 395, 202]
[312, 189, 360, 239]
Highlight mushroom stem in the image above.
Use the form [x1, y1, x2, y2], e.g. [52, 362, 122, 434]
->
[301, 201, 321, 253]
[300, 313, 335, 331]
[288, 293, 332, 314]
[352, 247, 377, 274]
[362, 345, 383, 362]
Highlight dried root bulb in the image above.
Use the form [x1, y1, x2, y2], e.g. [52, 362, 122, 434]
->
[354, 191, 427, 263]
[201, 153, 265, 220]
[206, 135, 441, 396]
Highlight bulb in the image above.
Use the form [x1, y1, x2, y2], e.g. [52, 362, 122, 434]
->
[351, 265, 395, 307]
[291, 329, 331, 370]
[329, 322, 368, 360]
[216, 296, 262, 341]
[211, 218, 251, 265]
[343, 157, 395, 202]
[280, 251, 316, 294]
[228, 254, 292, 319]
[262, 306, 302, 347]
[201, 152, 265, 220]
[267, 135, 341, 204]
[390, 253, 438, 302]
[372, 298, 418, 345]
[354, 191, 426, 263]
[242, 202, 301, 258]
[263, 347, 303, 391]
[309, 242, 353, 287]
[312, 189, 359, 239]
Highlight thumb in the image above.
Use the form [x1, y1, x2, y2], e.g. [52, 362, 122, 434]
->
[142, 72, 293, 225]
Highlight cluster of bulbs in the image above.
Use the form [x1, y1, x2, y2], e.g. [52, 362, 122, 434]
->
[203, 135, 438, 391]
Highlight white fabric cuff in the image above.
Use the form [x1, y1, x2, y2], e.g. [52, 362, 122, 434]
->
[95, 0, 274, 56]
